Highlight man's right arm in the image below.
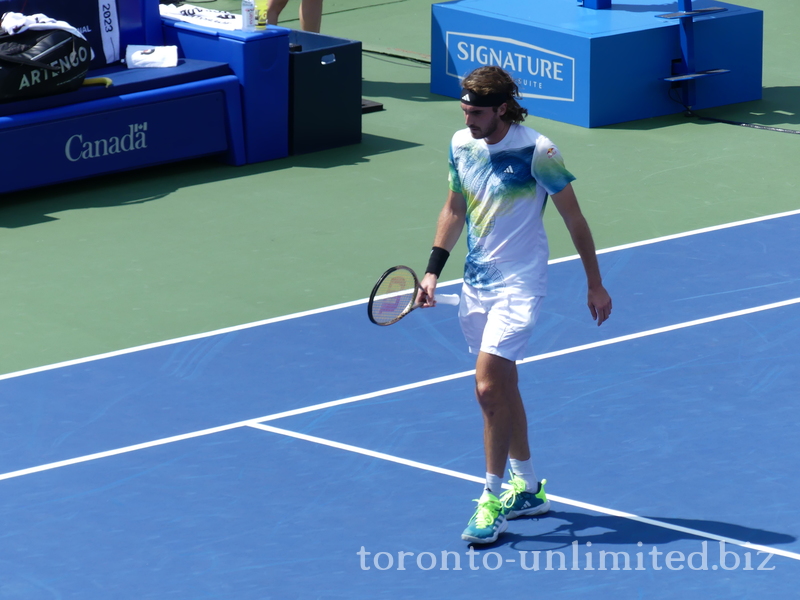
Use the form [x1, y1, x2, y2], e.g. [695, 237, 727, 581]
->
[418, 190, 467, 307]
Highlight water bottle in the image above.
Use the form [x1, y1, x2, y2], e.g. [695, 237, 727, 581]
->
[241, 0, 257, 31]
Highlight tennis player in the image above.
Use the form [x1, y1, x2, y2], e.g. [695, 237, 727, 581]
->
[417, 66, 612, 544]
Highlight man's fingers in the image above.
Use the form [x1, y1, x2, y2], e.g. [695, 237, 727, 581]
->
[589, 301, 612, 326]
[417, 288, 436, 308]
[597, 304, 611, 326]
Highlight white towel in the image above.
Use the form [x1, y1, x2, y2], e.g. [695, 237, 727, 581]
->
[125, 45, 179, 69]
[1, 12, 87, 41]
[159, 4, 242, 32]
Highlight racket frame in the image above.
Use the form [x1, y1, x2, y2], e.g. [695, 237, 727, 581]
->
[367, 265, 420, 326]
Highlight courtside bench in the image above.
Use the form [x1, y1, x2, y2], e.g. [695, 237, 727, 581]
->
[0, 0, 288, 195]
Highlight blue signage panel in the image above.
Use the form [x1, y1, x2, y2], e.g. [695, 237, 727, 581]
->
[432, 5, 590, 126]
[444, 32, 576, 103]
[431, 0, 763, 128]
[0, 92, 230, 194]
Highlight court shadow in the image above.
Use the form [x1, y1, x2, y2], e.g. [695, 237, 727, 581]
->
[474, 510, 796, 552]
[689, 86, 800, 127]
[287, 132, 422, 168]
[0, 133, 421, 228]
[604, 86, 800, 132]
[362, 79, 452, 104]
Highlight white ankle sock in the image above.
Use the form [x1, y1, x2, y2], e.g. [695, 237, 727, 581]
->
[484, 472, 503, 497]
[509, 458, 536, 491]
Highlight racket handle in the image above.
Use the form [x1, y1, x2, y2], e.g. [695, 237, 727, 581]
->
[436, 293, 460, 306]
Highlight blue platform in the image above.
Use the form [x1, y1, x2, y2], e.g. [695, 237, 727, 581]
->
[430, 0, 763, 127]
[0, 0, 253, 194]
[162, 21, 291, 164]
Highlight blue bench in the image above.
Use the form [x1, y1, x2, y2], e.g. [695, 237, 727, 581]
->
[0, 0, 288, 195]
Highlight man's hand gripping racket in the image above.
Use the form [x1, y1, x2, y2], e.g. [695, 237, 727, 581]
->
[367, 266, 459, 326]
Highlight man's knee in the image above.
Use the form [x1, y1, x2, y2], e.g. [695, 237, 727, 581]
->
[474, 375, 512, 413]
[475, 352, 519, 412]
[475, 377, 501, 410]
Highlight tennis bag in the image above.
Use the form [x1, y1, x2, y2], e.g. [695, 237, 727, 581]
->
[0, 0, 120, 68]
[0, 28, 93, 101]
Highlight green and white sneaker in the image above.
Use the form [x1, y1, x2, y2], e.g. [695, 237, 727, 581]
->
[461, 490, 507, 544]
[500, 474, 550, 520]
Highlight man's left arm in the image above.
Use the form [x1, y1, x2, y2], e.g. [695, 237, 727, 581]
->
[551, 183, 612, 326]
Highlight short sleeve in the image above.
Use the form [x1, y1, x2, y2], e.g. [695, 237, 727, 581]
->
[531, 137, 575, 196]
[448, 139, 463, 194]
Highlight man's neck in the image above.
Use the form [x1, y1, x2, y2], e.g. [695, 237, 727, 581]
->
[485, 121, 512, 145]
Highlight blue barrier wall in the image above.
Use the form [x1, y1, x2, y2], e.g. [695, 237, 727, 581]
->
[0, 76, 245, 194]
[162, 22, 291, 164]
[431, 0, 763, 127]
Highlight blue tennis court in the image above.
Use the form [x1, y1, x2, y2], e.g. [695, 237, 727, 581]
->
[1, 210, 799, 599]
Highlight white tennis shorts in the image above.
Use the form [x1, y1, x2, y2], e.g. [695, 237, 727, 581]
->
[458, 284, 543, 362]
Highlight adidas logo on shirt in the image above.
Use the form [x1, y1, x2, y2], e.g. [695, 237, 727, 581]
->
[504, 166, 514, 174]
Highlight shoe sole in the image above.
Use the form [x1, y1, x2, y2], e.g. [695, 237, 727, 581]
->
[461, 517, 508, 544]
[505, 499, 550, 520]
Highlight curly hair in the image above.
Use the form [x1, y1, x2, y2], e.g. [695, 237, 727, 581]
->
[461, 66, 528, 124]
[461, 66, 528, 123]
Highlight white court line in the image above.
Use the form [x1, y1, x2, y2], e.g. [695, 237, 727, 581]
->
[0, 298, 369, 383]
[551, 206, 800, 265]
[0, 420, 252, 483]
[253, 296, 800, 423]
[1, 296, 798, 485]
[2, 207, 799, 383]
[250, 422, 800, 562]
[518, 297, 800, 366]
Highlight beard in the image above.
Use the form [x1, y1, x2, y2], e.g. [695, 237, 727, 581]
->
[469, 115, 501, 140]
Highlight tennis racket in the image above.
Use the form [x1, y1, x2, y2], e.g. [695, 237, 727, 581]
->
[367, 265, 460, 326]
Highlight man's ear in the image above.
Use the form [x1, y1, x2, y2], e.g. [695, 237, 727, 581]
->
[497, 102, 508, 118]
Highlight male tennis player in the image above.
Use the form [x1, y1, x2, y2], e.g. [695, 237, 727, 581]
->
[417, 66, 612, 544]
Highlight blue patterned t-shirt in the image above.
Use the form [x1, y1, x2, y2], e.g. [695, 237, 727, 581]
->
[448, 123, 575, 295]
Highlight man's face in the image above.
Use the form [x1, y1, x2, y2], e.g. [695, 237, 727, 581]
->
[461, 102, 506, 140]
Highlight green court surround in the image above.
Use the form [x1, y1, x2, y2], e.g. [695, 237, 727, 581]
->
[1, 0, 797, 374]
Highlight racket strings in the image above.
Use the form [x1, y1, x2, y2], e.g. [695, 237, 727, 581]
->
[369, 269, 417, 325]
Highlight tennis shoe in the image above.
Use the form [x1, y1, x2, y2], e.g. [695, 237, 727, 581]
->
[500, 474, 550, 520]
[461, 490, 507, 544]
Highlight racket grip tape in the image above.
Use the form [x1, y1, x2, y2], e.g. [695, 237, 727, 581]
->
[436, 293, 460, 306]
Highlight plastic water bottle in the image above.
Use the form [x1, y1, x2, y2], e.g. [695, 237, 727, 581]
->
[241, 0, 257, 31]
